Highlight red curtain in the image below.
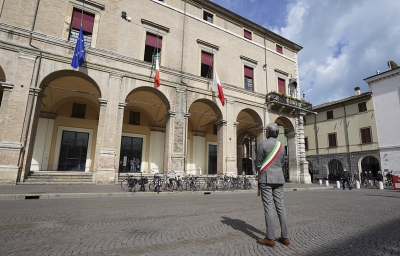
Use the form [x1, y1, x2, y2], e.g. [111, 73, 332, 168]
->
[278, 78, 285, 93]
[244, 30, 252, 40]
[146, 33, 163, 48]
[276, 45, 283, 54]
[244, 66, 253, 77]
[201, 51, 213, 66]
[71, 9, 95, 33]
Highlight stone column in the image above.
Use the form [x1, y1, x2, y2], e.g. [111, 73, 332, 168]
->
[216, 119, 227, 175]
[225, 98, 236, 174]
[298, 111, 311, 184]
[93, 73, 122, 184]
[287, 131, 298, 183]
[0, 50, 38, 184]
[113, 102, 126, 182]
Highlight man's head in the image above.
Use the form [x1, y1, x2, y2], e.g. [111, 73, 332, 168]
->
[266, 123, 279, 138]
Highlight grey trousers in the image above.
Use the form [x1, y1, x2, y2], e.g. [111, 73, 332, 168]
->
[260, 183, 288, 240]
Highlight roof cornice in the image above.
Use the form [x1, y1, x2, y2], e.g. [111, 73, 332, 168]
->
[364, 68, 400, 84]
[312, 92, 372, 111]
[187, 0, 303, 52]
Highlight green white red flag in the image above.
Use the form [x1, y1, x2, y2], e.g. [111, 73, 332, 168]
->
[154, 54, 160, 87]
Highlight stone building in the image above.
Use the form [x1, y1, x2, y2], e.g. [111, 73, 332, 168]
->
[0, 0, 311, 184]
[304, 88, 380, 182]
[364, 62, 400, 177]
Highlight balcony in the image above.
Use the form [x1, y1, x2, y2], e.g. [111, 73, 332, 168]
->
[266, 92, 313, 112]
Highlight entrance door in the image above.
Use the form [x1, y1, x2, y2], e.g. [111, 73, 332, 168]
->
[119, 136, 143, 173]
[57, 131, 89, 171]
[208, 144, 217, 174]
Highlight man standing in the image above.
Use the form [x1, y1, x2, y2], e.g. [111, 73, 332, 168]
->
[341, 168, 352, 190]
[254, 123, 289, 247]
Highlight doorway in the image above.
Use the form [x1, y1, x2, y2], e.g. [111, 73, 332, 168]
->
[57, 131, 89, 171]
[208, 144, 217, 174]
[119, 136, 143, 173]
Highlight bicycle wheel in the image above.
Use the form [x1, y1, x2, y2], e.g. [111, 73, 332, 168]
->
[195, 181, 200, 191]
[211, 182, 216, 191]
[121, 179, 130, 191]
[149, 182, 154, 191]
[203, 180, 209, 190]
[157, 185, 160, 194]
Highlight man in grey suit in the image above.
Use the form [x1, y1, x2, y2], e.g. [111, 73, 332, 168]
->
[254, 123, 290, 247]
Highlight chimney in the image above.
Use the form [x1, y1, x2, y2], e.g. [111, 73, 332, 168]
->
[354, 87, 360, 96]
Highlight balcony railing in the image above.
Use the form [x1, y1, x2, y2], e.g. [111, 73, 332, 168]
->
[266, 92, 312, 111]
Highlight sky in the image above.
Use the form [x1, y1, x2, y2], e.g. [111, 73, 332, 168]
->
[212, 0, 400, 106]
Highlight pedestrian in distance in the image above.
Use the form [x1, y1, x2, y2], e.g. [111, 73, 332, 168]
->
[341, 168, 352, 190]
[367, 170, 374, 188]
[386, 171, 393, 187]
[254, 123, 290, 247]
[353, 171, 359, 183]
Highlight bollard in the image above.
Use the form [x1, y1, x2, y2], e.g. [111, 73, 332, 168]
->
[336, 181, 341, 188]
[356, 181, 360, 189]
[325, 180, 329, 186]
[379, 181, 383, 190]
[319, 179, 322, 185]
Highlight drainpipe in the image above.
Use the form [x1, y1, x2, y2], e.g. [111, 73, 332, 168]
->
[342, 103, 352, 173]
[314, 113, 319, 165]
[16, 0, 43, 183]
[0, 0, 5, 19]
[181, 0, 188, 175]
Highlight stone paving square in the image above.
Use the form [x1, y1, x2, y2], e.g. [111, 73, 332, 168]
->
[0, 188, 399, 256]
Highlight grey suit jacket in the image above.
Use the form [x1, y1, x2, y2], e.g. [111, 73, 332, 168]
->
[254, 137, 285, 184]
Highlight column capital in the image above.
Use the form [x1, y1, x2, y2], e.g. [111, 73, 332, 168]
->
[118, 102, 127, 109]
[233, 121, 239, 127]
[184, 113, 190, 118]
[98, 98, 108, 106]
[215, 119, 227, 126]
[1, 83, 14, 91]
[29, 87, 42, 96]
[165, 110, 176, 117]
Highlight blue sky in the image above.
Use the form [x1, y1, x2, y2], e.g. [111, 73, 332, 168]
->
[212, 0, 400, 106]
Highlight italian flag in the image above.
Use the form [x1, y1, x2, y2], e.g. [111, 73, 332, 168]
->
[212, 72, 225, 106]
[154, 53, 160, 87]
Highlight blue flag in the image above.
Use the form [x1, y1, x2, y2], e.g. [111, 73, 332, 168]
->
[71, 27, 86, 69]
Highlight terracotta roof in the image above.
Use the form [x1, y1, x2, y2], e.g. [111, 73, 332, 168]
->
[312, 92, 372, 110]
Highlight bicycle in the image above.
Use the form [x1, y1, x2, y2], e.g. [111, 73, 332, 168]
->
[203, 175, 217, 191]
[121, 174, 138, 192]
[184, 174, 200, 191]
[149, 174, 163, 194]
[136, 172, 148, 192]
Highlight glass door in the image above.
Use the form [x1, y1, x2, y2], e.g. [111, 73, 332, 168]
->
[57, 131, 89, 171]
[208, 144, 217, 174]
[119, 136, 143, 173]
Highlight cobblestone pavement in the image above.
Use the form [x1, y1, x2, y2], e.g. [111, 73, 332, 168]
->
[0, 189, 399, 256]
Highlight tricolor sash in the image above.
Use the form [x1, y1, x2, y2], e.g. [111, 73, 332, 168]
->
[259, 140, 283, 176]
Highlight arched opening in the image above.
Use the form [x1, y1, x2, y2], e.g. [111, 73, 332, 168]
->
[121, 87, 170, 174]
[360, 156, 380, 178]
[236, 108, 262, 175]
[328, 159, 343, 181]
[274, 116, 295, 182]
[187, 99, 222, 175]
[31, 70, 101, 172]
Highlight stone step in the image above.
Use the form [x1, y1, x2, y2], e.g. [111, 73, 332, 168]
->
[24, 172, 94, 184]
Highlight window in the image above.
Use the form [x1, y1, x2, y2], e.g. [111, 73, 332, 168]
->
[71, 103, 86, 118]
[276, 45, 283, 54]
[144, 32, 162, 63]
[69, 8, 95, 47]
[360, 127, 372, 143]
[278, 78, 285, 93]
[244, 66, 253, 91]
[328, 133, 337, 147]
[203, 11, 213, 23]
[326, 110, 333, 120]
[244, 29, 252, 40]
[129, 111, 140, 125]
[304, 137, 309, 150]
[358, 102, 367, 113]
[201, 51, 213, 79]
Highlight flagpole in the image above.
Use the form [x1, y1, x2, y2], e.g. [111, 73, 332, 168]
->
[80, 3, 84, 27]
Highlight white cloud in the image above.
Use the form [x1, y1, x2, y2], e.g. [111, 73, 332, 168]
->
[275, 0, 400, 105]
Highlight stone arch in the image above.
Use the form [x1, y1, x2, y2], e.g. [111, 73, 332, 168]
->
[358, 155, 381, 177]
[236, 108, 263, 175]
[328, 159, 343, 181]
[187, 94, 225, 121]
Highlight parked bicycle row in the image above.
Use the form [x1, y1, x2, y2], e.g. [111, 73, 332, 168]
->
[120, 172, 258, 193]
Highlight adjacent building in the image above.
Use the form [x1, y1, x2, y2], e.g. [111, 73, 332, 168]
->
[364, 62, 400, 176]
[0, 0, 311, 184]
[304, 88, 380, 181]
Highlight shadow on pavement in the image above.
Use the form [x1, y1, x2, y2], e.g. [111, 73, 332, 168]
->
[221, 216, 264, 240]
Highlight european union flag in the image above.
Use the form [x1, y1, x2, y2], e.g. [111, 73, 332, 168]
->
[71, 27, 86, 69]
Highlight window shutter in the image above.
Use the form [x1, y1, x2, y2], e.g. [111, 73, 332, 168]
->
[244, 30, 252, 40]
[244, 66, 253, 78]
[276, 45, 283, 54]
[201, 51, 213, 66]
[71, 9, 95, 33]
[146, 33, 162, 49]
[278, 78, 285, 93]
